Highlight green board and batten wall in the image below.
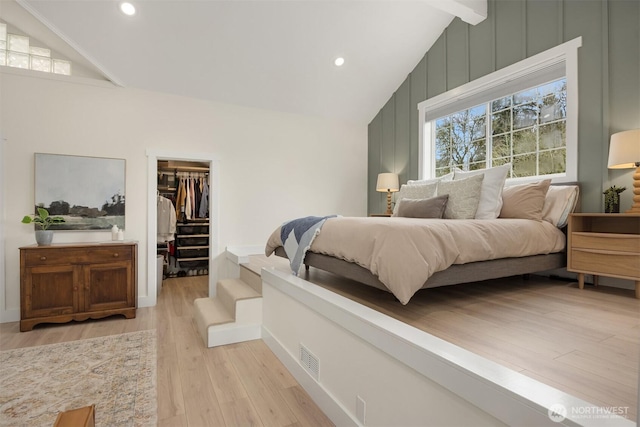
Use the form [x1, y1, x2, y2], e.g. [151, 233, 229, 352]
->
[368, 0, 640, 215]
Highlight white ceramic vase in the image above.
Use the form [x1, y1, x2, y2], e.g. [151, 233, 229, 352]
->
[35, 230, 53, 246]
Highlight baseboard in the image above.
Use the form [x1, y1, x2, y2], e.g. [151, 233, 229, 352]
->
[262, 326, 359, 427]
[0, 307, 19, 323]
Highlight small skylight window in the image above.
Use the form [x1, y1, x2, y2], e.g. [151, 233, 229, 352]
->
[0, 22, 72, 75]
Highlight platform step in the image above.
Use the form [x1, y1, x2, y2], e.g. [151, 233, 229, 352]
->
[193, 297, 234, 340]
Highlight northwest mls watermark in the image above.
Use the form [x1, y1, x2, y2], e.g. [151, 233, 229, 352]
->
[548, 403, 630, 422]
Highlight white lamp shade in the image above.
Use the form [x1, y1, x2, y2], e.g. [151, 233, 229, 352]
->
[376, 173, 399, 192]
[608, 129, 640, 169]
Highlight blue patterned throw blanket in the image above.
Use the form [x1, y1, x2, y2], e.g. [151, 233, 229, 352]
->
[281, 215, 337, 276]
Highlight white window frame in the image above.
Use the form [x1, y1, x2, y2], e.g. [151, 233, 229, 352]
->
[418, 37, 581, 184]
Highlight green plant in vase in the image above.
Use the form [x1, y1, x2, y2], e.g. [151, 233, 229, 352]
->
[603, 185, 626, 213]
[22, 207, 65, 245]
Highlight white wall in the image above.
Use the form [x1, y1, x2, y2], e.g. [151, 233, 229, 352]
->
[0, 68, 367, 321]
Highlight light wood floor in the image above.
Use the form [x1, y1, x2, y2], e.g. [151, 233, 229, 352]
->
[254, 254, 639, 422]
[0, 275, 333, 427]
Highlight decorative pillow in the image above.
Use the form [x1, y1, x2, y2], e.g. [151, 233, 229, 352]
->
[396, 195, 449, 219]
[436, 174, 484, 219]
[500, 179, 552, 220]
[392, 182, 438, 216]
[454, 163, 511, 220]
[407, 172, 454, 186]
[542, 185, 580, 227]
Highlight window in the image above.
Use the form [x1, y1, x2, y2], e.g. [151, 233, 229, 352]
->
[0, 22, 71, 76]
[433, 78, 566, 179]
[419, 37, 581, 183]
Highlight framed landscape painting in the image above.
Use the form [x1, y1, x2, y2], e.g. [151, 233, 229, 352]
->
[34, 153, 126, 231]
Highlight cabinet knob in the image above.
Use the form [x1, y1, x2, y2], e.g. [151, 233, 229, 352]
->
[73, 286, 78, 291]
[40, 256, 47, 261]
[113, 253, 119, 257]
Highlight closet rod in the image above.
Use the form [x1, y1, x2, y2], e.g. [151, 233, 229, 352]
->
[158, 166, 209, 173]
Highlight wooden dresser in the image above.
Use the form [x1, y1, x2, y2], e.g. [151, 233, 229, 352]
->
[567, 213, 640, 298]
[20, 242, 137, 331]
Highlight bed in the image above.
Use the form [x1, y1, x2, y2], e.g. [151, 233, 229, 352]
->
[265, 170, 580, 304]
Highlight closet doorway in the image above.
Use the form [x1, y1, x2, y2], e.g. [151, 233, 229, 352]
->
[157, 160, 210, 282]
[145, 150, 219, 307]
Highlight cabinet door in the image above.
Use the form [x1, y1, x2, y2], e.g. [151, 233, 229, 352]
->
[82, 261, 134, 312]
[22, 264, 79, 319]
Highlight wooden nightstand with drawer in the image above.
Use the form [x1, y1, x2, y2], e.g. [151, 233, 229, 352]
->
[567, 213, 640, 298]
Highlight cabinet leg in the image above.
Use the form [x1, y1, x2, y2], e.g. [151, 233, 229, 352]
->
[635, 281, 639, 299]
[593, 275, 599, 287]
[577, 273, 584, 290]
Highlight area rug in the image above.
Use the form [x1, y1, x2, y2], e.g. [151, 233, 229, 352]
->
[0, 330, 157, 427]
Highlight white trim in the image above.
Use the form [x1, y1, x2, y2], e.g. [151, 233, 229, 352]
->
[418, 37, 582, 183]
[262, 267, 633, 427]
[225, 245, 265, 265]
[145, 149, 220, 305]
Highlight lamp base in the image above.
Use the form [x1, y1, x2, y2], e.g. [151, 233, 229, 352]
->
[626, 166, 640, 214]
[385, 191, 393, 215]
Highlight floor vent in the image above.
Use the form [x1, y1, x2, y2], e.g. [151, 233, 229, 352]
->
[299, 344, 319, 380]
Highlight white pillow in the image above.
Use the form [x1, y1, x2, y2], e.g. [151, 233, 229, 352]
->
[392, 182, 438, 216]
[407, 172, 453, 186]
[454, 164, 511, 219]
[436, 174, 485, 219]
[542, 185, 579, 227]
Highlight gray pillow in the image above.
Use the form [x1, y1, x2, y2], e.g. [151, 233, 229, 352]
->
[436, 174, 484, 219]
[396, 195, 449, 219]
[392, 182, 438, 215]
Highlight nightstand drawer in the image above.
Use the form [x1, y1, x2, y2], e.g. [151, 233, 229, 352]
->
[572, 232, 640, 253]
[570, 248, 640, 280]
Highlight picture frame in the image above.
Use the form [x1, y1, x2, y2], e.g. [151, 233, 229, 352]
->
[34, 153, 126, 231]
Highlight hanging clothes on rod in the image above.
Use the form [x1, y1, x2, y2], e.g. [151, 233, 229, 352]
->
[157, 195, 177, 242]
[199, 179, 209, 218]
[173, 171, 209, 220]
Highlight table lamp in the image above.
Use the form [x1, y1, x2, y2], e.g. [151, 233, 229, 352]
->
[376, 173, 399, 215]
[608, 129, 640, 213]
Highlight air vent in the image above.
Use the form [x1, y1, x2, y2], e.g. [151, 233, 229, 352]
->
[299, 344, 319, 380]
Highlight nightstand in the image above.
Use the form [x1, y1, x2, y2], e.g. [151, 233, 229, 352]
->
[567, 213, 640, 298]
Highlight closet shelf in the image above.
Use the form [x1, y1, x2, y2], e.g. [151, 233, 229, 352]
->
[178, 257, 209, 261]
[177, 234, 209, 238]
[177, 245, 210, 250]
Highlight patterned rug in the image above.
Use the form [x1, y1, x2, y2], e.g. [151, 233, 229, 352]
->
[0, 330, 157, 427]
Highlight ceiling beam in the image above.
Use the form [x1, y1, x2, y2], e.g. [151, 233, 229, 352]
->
[425, 0, 487, 25]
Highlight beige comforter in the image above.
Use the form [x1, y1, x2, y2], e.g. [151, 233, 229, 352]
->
[265, 217, 566, 304]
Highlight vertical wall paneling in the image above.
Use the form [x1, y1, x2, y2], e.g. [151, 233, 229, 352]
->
[469, 0, 495, 81]
[427, 34, 447, 99]
[381, 97, 396, 174]
[606, 0, 640, 209]
[410, 56, 428, 181]
[394, 77, 411, 188]
[446, 19, 470, 90]
[368, 112, 383, 214]
[564, 0, 605, 212]
[494, 0, 525, 70]
[368, 0, 640, 214]
[526, 0, 561, 57]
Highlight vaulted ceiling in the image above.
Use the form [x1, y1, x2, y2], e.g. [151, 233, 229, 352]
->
[2, 0, 486, 123]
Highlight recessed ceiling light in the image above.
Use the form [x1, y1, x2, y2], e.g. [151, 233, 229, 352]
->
[334, 57, 345, 67]
[120, 2, 136, 16]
